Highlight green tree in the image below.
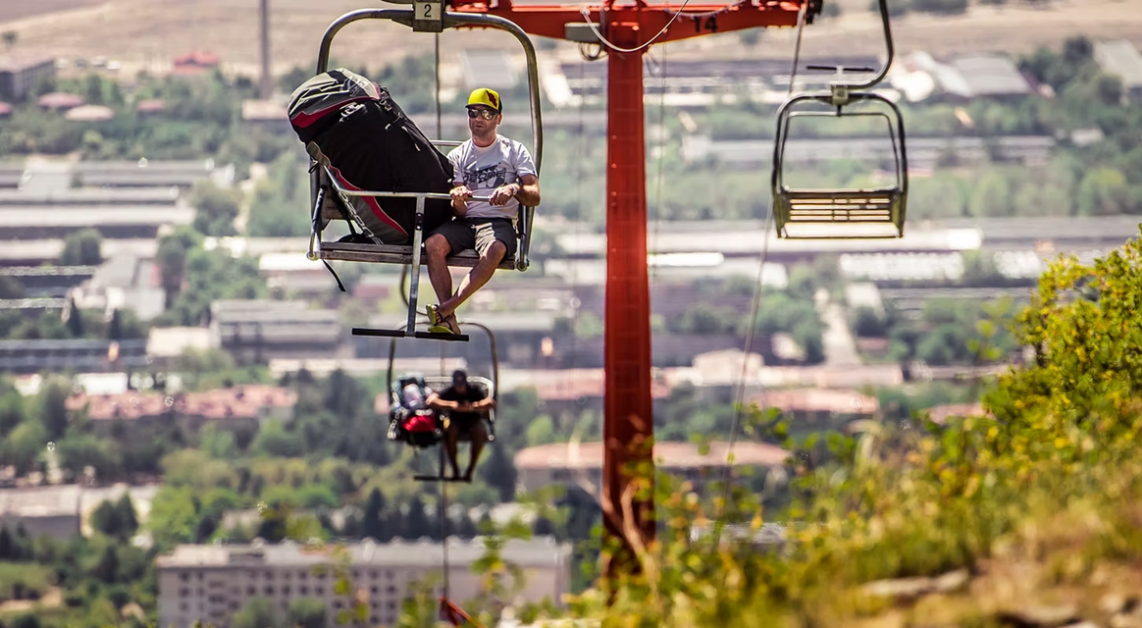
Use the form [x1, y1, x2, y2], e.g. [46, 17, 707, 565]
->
[39, 379, 70, 440]
[58, 228, 103, 266]
[0, 275, 25, 299]
[1077, 168, 1133, 215]
[65, 299, 84, 338]
[233, 598, 280, 628]
[457, 511, 478, 539]
[156, 226, 203, 309]
[0, 420, 47, 474]
[91, 545, 119, 583]
[189, 179, 241, 237]
[107, 309, 123, 341]
[83, 75, 105, 105]
[849, 307, 886, 338]
[480, 444, 518, 502]
[0, 391, 26, 439]
[1, 31, 17, 50]
[403, 494, 431, 540]
[90, 500, 124, 539]
[362, 487, 388, 542]
[288, 598, 327, 628]
[115, 494, 139, 539]
[969, 169, 1012, 217]
[0, 528, 13, 559]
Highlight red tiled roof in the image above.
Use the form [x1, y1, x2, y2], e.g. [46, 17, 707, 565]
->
[925, 403, 989, 424]
[135, 99, 166, 113]
[514, 441, 789, 470]
[68, 385, 298, 421]
[173, 51, 220, 67]
[748, 388, 880, 415]
[534, 370, 670, 401]
[38, 93, 84, 109]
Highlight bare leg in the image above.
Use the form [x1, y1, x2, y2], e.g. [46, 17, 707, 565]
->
[445, 423, 461, 479]
[464, 421, 487, 482]
[425, 234, 454, 307]
[436, 241, 506, 319]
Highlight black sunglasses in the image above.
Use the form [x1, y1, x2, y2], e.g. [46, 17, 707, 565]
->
[467, 109, 498, 120]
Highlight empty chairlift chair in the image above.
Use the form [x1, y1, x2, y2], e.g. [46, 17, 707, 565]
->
[770, 0, 908, 239]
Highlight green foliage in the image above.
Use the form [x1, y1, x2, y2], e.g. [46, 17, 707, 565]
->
[287, 597, 327, 628]
[90, 494, 140, 541]
[549, 228, 1142, 627]
[0, 561, 53, 602]
[232, 597, 280, 628]
[188, 179, 241, 237]
[246, 149, 311, 238]
[58, 228, 103, 266]
[850, 306, 887, 338]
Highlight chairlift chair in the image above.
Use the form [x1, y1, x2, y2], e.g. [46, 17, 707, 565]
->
[384, 321, 501, 483]
[305, 6, 544, 341]
[770, 0, 908, 239]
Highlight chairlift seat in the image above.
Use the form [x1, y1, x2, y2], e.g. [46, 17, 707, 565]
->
[318, 227, 521, 271]
[775, 187, 906, 238]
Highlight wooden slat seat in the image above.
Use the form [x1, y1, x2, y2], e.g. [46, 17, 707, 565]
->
[774, 188, 905, 239]
[318, 240, 518, 270]
[781, 188, 901, 223]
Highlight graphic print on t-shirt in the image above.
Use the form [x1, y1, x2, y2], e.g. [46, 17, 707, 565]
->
[467, 163, 508, 189]
[447, 136, 536, 220]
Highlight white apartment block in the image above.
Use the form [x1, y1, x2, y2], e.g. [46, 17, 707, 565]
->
[156, 536, 573, 628]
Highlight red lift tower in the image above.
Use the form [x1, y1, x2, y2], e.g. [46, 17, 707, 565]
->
[309, 0, 824, 577]
[449, 0, 821, 571]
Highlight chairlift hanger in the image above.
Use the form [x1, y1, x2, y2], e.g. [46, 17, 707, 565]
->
[305, 6, 544, 341]
[771, 0, 908, 240]
[383, 321, 501, 483]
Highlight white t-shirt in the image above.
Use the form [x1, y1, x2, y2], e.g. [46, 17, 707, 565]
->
[447, 136, 536, 220]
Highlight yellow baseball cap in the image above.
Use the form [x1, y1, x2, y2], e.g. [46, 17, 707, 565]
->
[467, 87, 502, 112]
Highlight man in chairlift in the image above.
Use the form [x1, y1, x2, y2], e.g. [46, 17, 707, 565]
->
[424, 88, 541, 336]
[426, 369, 495, 481]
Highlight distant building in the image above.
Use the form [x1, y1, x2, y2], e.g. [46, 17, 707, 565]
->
[241, 100, 290, 133]
[748, 388, 880, 430]
[0, 338, 149, 374]
[947, 54, 1033, 100]
[898, 51, 1032, 102]
[172, 51, 221, 77]
[0, 55, 55, 102]
[135, 99, 167, 117]
[37, 92, 84, 111]
[73, 160, 231, 189]
[514, 441, 789, 493]
[209, 300, 346, 364]
[0, 485, 82, 541]
[64, 104, 114, 122]
[0, 162, 23, 189]
[0, 205, 193, 240]
[156, 537, 572, 628]
[70, 253, 166, 321]
[1094, 40, 1142, 100]
[66, 384, 298, 438]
